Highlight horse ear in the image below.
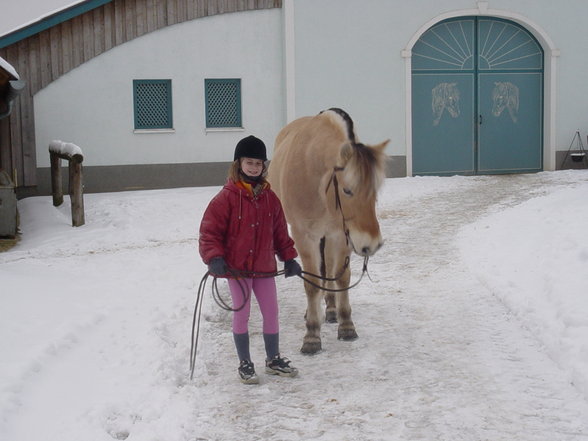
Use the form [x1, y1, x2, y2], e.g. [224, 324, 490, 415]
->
[372, 140, 390, 152]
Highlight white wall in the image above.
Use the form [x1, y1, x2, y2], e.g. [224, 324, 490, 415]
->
[501, 0, 588, 150]
[293, 0, 409, 155]
[291, 0, 472, 156]
[34, 9, 284, 167]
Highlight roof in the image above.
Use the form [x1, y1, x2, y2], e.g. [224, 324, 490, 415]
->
[0, 0, 111, 49]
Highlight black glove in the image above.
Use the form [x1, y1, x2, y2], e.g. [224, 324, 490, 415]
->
[284, 259, 302, 278]
[208, 257, 227, 276]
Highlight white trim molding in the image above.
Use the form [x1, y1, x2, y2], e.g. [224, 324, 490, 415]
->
[283, 0, 296, 123]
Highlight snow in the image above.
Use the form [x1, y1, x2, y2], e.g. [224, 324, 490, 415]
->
[0, 1, 85, 38]
[459, 182, 588, 399]
[49, 140, 84, 158]
[1, 170, 588, 440]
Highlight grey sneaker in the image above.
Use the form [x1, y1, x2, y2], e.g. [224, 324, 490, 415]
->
[265, 354, 298, 378]
[238, 359, 259, 384]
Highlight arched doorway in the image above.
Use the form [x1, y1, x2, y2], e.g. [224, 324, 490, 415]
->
[411, 17, 544, 175]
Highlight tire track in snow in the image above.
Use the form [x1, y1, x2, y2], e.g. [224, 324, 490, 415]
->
[0, 313, 106, 431]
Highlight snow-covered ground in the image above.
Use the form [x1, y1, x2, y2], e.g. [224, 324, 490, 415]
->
[1, 170, 588, 441]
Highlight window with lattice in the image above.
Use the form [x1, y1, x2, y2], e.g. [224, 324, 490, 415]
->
[205, 79, 242, 128]
[133, 80, 173, 129]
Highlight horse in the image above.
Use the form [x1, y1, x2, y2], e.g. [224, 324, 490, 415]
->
[267, 108, 389, 354]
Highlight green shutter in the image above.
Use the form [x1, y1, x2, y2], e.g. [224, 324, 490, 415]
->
[133, 79, 173, 129]
[205, 79, 242, 128]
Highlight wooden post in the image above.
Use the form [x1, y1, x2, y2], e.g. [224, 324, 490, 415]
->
[50, 152, 63, 206]
[48, 141, 85, 227]
[70, 155, 85, 227]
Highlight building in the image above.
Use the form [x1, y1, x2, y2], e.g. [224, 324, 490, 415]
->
[1, 0, 587, 197]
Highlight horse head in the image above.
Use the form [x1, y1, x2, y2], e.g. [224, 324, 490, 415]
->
[492, 81, 519, 122]
[432, 82, 460, 126]
[332, 140, 389, 257]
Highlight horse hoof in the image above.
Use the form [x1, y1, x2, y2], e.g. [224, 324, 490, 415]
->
[325, 310, 338, 323]
[301, 341, 322, 354]
[338, 329, 358, 341]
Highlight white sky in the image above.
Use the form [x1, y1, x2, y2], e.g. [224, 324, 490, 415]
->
[0, 0, 84, 37]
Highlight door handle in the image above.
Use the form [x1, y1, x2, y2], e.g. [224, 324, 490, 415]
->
[479, 114, 483, 125]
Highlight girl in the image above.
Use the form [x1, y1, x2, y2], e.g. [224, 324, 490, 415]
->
[199, 135, 302, 384]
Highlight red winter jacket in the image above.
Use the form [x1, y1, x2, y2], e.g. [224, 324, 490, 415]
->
[199, 180, 298, 277]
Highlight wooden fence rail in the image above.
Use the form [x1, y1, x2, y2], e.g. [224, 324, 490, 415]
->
[49, 140, 85, 227]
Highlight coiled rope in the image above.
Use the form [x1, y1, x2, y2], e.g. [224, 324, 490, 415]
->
[189, 257, 370, 379]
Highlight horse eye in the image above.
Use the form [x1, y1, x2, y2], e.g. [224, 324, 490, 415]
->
[343, 188, 353, 196]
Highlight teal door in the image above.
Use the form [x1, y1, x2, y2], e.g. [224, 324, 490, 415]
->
[412, 17, 543, 175]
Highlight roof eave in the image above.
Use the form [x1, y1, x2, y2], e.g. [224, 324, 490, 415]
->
[0, 0, 113, 49]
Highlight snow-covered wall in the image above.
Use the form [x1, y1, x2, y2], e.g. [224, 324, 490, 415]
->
[34, 9, 283, 168]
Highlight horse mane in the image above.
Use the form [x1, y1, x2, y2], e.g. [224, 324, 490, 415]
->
[319, 108, 386, 199]
[343, 142, 386, 199]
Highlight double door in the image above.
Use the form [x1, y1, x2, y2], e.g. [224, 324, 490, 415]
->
[412, 17, 543, 175]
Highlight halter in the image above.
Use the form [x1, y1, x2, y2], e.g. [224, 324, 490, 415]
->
[325, 166, 351, 247]
[324, 165, 371, 284]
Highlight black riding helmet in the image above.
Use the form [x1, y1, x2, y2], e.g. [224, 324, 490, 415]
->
[234, 135, 267, 161]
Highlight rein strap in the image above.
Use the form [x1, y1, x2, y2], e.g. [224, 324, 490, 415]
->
[325, 166, 350, 246]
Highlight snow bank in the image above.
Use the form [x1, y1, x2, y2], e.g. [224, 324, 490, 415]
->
[459, 181, 588, 399]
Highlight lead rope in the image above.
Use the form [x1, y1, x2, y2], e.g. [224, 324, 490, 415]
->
[189, 259, 370, 379]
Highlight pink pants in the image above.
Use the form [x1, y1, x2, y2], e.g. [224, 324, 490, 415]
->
[228, 277, 279, 335]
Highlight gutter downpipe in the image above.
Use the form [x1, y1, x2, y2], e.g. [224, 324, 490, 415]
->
[0, 80, 25, 119]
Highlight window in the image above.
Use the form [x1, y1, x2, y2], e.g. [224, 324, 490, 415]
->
[133, 79, 173, 129]
[205, 78, 242, 128]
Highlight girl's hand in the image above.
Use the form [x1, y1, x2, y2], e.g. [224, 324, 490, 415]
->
[208, 257, 227, 275]
[284, 259, 302, 278]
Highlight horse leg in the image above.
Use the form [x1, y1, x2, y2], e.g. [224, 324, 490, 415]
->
[301, 282, 323, 354]
[319, 236, 337, 323]
[324, 236, 357, 340]
[336, 268, 358, 341]
[325, 293, 337, 323]
[296, 233, 324, 354]
[337, 291, 358, 340]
